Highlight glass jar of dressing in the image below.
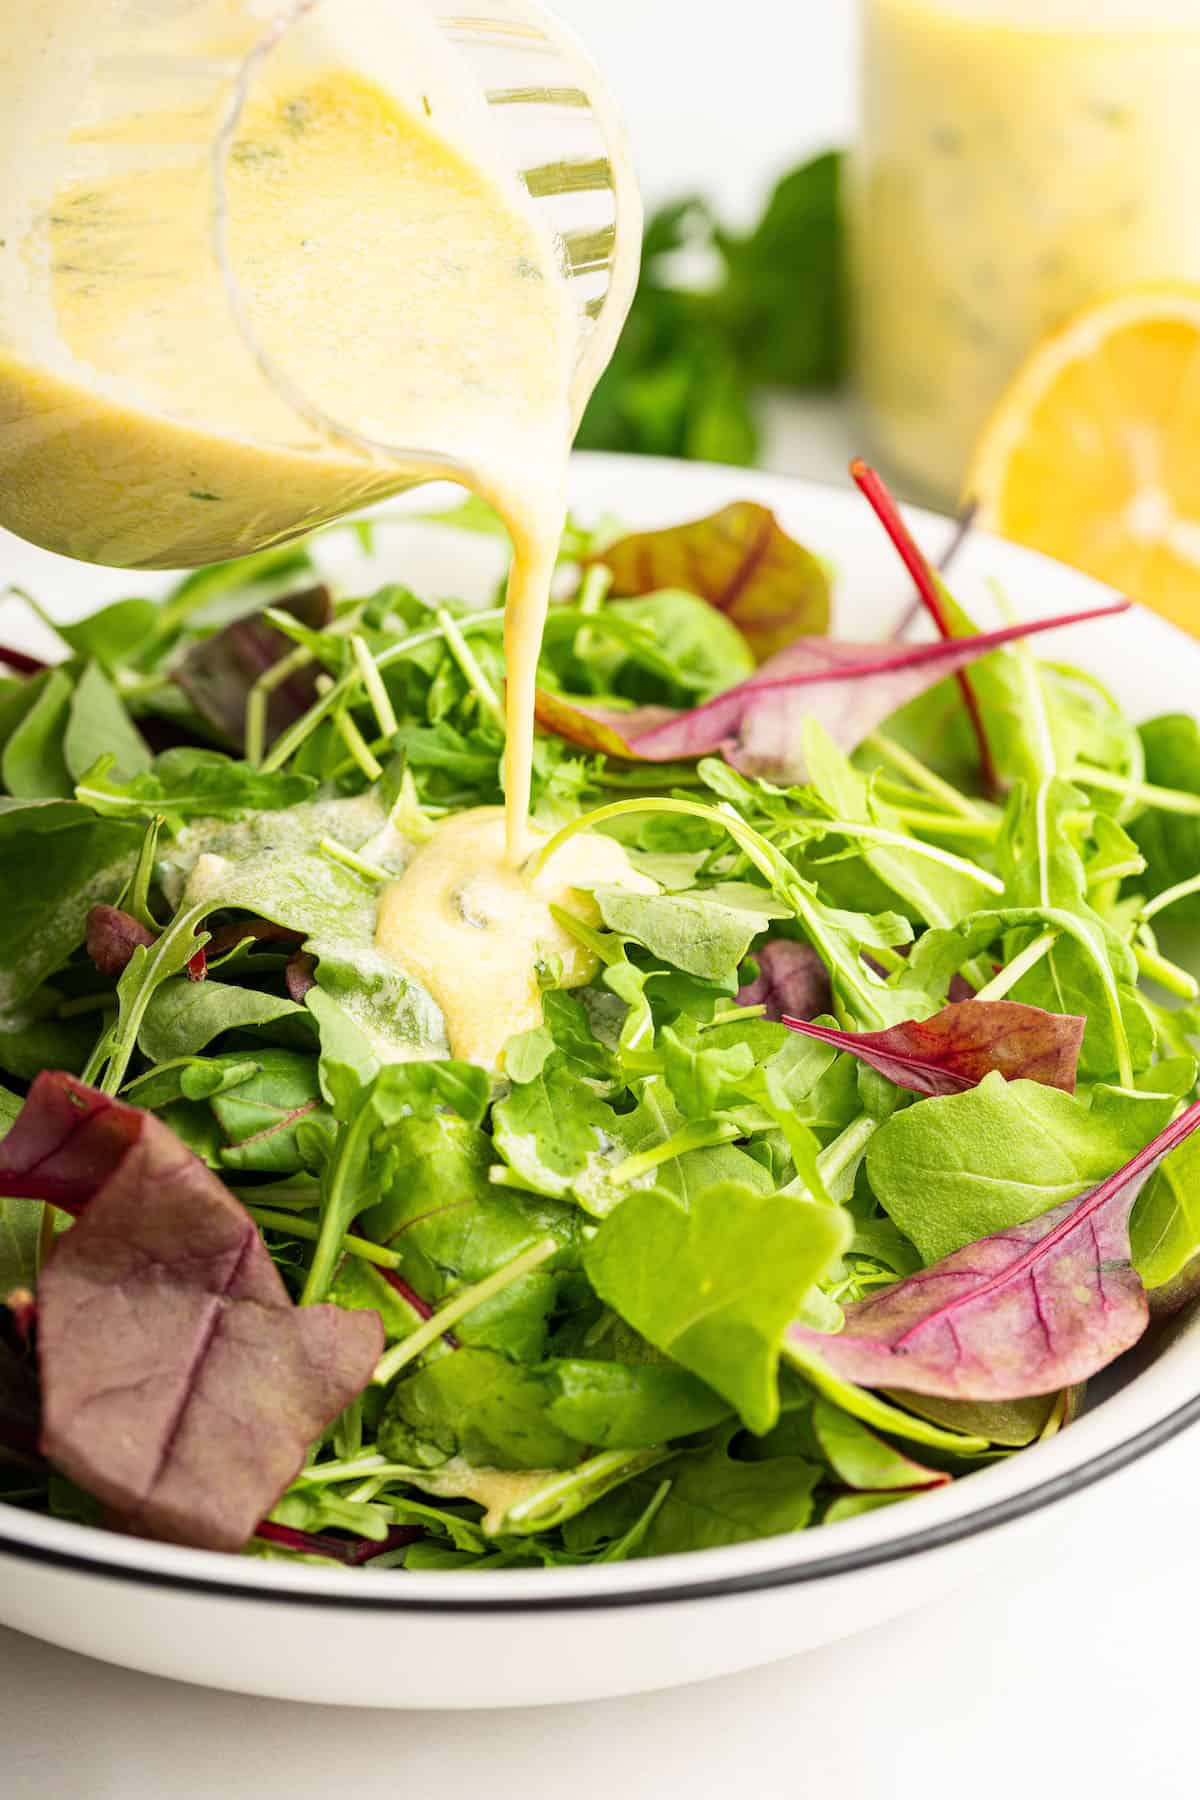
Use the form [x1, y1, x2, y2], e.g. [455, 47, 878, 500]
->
[851, 0, 1200, 504]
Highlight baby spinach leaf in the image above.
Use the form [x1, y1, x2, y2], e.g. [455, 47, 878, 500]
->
[784, 999, 1085, 1099]
[0, 801, 139, 1022]
[865, 1071, 1172, 1263]
[379, 1347, 579, 1471]
[810, 1398, 948, 1492]
[1, 667, 73, 798]
[543, 1359, 731, 1448]
[0, 1072, 383, 1549]
[1130, 714, 1200, 919]
[643, 1426, 821, 1555]
[50, 597, 159, 673]
[589, 502, 831, 663]
[789, 1099, 1200, 1401]
[62, 662, 151, 784]
[1129, 1128, 1200, 1292]
[585, 1178, 850, 1433]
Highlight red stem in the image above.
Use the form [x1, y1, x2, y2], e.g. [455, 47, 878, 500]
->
[378, 1267, 460, 1349]
[851, 459, 999, 797]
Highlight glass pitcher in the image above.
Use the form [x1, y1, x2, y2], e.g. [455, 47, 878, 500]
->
[0, 0, 641, 568]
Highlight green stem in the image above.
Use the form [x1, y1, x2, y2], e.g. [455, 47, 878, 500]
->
[1140, 871, 1200, 923]
[816, 1113, 878, 1188]
[56, 992, 118, 1019]
[245, 644, 312, 767]
[1134, 938, 1199, 1001]
[351, 634, 398, 741]
[328, 708, 383, 782]
[865, 732, 989, 820]
[373, 1237, 559, 1387]
[1066, 764, 1200, 816]
[436, 607, 505, 729]
[318, 836, 392, 885]
[609, 1119, 741, 1186]
[973, 929, 1059, 1001]
[244, 1206, 404, 1271]
[878, 802, 1000, 842]
[496, 1446, 671, 1537]
[261, 607, 506, 771]
[231, 1185, 321, 1209]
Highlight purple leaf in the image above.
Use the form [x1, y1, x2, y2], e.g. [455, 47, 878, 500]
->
[588, 501, 831, 662]
[0, 1295, 41, 1469]
[86, 904, 157, 978]
[1, 1073, 383, 1550]
[737, 939, 832, 1023]
[535, 600, 1130, 783]
[174, 585, 332, 752]
[253, 1520, 422, 1564]
[788, 1100, 1200, 1401]
[783, 999, 1085, 1097]
[285, 950, 318, 1003]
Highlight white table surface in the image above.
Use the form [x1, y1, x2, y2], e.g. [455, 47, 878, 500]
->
[3, 404, 1199, 1797]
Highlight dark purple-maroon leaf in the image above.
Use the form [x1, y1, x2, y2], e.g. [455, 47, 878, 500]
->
[588, 501, 831, 662]
[207, 917, 306, 959]
[535, 600, 1130, 782]
[86, 904, 157, 978]
[0, 645, 48, 677]
[0, 1294, 41, 1469]
[0, 1073, 145, 1214]
[737, 939, 832, 1023]
[253, 1520, 422, 1564]
[783, 999, 1085, 1097]
[788, 1100, 1200, 1401]
[174, 585, 332, 752]
[285, 950, 317, 1003]
[2, 1073, 383, 1550]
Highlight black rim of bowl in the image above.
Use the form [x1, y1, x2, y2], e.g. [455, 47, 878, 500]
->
[0, 1387, 1197, 1612]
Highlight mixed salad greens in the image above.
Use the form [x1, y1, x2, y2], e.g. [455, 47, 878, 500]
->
[2, 463, 1200, 1572]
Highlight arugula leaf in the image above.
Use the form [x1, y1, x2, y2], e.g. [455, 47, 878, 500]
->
[138, 979, 312, 1062]
[585, 1178, 849, 1432]
[593, 882, 789, 984]
[75, 747, 315, 823]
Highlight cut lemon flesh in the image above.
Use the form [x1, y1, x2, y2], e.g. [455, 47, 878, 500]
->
[967, 285, 1200, 636]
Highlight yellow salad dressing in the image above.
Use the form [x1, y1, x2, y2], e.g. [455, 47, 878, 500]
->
[853, 0, 1200, 502]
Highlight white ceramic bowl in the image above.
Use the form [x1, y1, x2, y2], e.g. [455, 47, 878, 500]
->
[1, 452, 1197, 1709]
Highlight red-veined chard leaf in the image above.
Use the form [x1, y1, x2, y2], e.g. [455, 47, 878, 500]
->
[0, 1072, 383, 1550]
[737, 938, 832, 1023]
[535, 601, 1130, 783]
[783, 999, 1085, 1098]
[787, 1100, 1200, 1401]
[588, 501, 831, 662]
[850, 459, 998, 794]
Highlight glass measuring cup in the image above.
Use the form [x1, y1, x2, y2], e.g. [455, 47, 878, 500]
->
[0, 0, 641, 568]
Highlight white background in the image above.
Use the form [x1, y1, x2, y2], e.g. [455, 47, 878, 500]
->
[2, 5, 1197, 1793]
